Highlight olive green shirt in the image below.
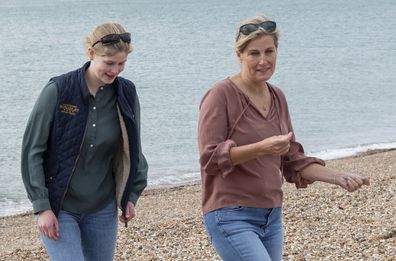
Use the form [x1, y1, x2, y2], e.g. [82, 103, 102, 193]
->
[21, 81, 121, 214]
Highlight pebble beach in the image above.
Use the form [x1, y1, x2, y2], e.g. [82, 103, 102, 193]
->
[0, 150, 395, 261]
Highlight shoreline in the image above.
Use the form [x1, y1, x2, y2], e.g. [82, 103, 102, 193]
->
[1, 149, 395, 260]
[2, 147, 395, 219]
[1, 147, 395, 219]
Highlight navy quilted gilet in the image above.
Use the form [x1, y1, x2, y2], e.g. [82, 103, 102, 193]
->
[44, 62, 139, 217]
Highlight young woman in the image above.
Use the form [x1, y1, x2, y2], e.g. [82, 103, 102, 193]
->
[198, 15, 369, 261]
[21, 22, 148, 260]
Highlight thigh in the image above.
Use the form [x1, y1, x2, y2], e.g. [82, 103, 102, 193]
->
[204, 207, 272, 261]
[39, 211, 84, 261]
[80, 200, 118, 261]
[261, 207, 283, 261]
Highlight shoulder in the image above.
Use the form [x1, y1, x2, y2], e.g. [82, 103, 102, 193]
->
[39, 80, 58, 99]
[200, 78, 236, 106]
[268, 82, 288, 103]
[268, 83, 285, 97]
[51, 67, 79, 83]
[31, 80, 58, 114]
[209, 78, 235, 95]
[117, 77, 137, 96]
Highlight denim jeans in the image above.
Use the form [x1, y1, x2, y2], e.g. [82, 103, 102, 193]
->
[39, 200, 118, 261]
[204, 206, 283, 261]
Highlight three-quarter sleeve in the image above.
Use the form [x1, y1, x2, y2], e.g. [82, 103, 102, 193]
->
[274, 86, 325, 188]
[198, 88, 237, 177]
[282, 140, 325, 188]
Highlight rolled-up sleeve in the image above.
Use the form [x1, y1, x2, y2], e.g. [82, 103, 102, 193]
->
[283, 141, 325, 188]
[198, 88, 236, 177]
[277, 88, 326, 188]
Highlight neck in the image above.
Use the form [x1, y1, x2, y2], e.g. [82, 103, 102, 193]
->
[234, 73, 268, 95]
[84, 67, 103, 95]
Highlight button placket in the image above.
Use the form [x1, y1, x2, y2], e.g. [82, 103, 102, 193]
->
[89, 97, 98, 149]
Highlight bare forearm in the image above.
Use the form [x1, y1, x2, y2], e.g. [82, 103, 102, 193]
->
[230, 132, 293, 165]
[300, 163, 341, 185]
[300, 163, 370, 192]
[230, 143, 262, 165]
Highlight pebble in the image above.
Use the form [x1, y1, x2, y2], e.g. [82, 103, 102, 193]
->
[1, 150, 395, 260]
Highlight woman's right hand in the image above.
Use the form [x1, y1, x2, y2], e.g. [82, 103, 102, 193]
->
[230, 132, 293, 165]
[38, 209, 59, 240]
[258, 132, 293, 156]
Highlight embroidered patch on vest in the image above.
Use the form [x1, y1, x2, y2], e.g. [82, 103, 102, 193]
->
[59, 104, 80, 115]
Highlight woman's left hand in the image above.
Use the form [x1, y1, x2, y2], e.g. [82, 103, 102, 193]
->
[337, 172, 370, 192]
[119, 201, 136, 223]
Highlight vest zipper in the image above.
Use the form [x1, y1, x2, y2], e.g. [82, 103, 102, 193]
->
[59, 120, 89, 210]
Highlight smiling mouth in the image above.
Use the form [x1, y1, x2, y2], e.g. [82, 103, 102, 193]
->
[257, 68, 269, 73]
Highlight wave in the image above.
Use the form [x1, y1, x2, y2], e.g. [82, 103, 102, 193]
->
[0, 199, 32, 217]
[309, 141, 396, 160]
[2, 141, 395, 217]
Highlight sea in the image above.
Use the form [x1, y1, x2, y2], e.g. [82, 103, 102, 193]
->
[0, 0, 395, 217]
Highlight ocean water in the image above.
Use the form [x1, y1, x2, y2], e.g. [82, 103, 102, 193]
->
[0, 0, 395, 217]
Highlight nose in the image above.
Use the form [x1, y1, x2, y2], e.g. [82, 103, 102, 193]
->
[111, 65, 123, 75]
[258, 54, 268, 65]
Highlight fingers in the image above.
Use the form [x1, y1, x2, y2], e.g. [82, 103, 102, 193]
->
[39, 222, 59, 240]
[344, 173, 370, 192]
[119, 202, 136, 224]
[284, 132, 293, 141]
[278, 132, 293, 143]
[126, 203, 136, 221]
[40, 224, 58, 240]
[38, 210, 59, 240]
[119, 215, 126, 223]
[273, 132, 293, 155]
[362, 177, 370, 185]
[346, 178, 360, 192]
[47, 223, 59, 240]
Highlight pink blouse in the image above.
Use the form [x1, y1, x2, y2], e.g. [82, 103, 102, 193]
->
[198, 78, 325, 214]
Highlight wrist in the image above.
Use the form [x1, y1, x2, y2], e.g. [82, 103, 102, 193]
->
[332, 173, 344, 186]
[253, 140, 267, 156]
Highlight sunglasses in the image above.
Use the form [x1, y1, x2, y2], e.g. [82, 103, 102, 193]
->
[92, 33, 131, 47]
[239, 21, 277, 36]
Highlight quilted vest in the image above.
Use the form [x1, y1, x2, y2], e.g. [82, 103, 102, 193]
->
[44, 62, 139, 216]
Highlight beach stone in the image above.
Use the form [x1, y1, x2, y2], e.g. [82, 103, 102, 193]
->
[0, 150, 395, 260]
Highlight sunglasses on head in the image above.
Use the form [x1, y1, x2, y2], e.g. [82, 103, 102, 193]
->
[239, 21, 277, 36]
[92, 33, 131, 47]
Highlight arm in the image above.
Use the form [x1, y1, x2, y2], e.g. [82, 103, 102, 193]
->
[198, 88, 236, 177]
[230, 132, 293, 165]
[199, 86, 293, 175]
[120, 91, 148, 224]
[21, 81, 57, 213]
[300, 163, 370, 192]
[21, 81, 59, 239]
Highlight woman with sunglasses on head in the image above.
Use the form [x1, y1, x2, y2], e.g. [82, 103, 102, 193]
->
[198, 15, 369, 261]
[21, 22, 148, 260]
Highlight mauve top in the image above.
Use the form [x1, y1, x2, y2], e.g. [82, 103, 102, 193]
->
[198, 78, 325, 214]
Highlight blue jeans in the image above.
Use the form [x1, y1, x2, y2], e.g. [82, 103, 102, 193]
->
[39, 200, 118, 261]
[204, 207, 283, 261]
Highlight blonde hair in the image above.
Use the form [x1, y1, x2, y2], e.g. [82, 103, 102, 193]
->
[84, 22, 133, 56]
[235, 15, 279, 53]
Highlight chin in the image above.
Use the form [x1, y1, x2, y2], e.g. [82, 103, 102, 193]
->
[254, 76, 270, 82]
[104, 77, 116, 84]
[256, 74, 272, 82]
